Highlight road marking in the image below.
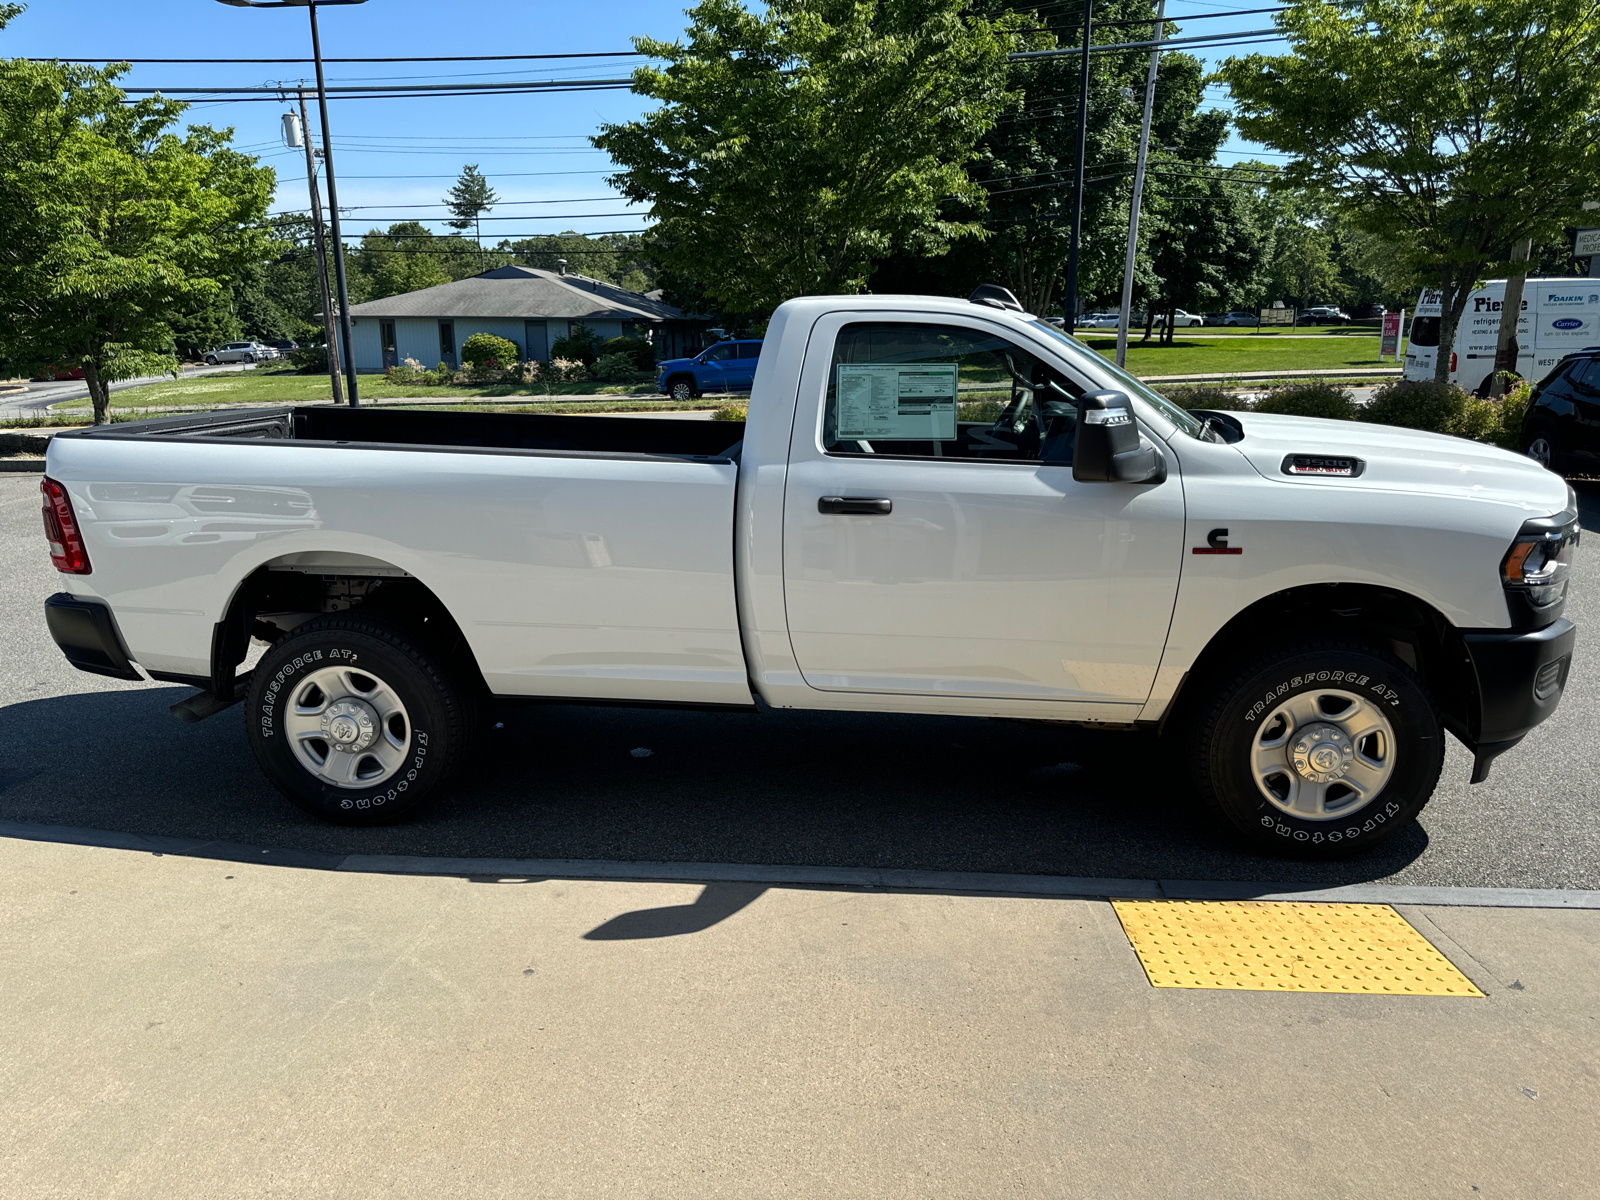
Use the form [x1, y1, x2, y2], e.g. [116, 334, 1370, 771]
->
[1112, 899, 1484, 995]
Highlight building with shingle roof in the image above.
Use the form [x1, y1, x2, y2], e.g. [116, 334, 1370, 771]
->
[341, 264, 711, 371]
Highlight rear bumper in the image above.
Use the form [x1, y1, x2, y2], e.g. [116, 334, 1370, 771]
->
[44, 593, 142, 682]
[1460, 618, 1576, 780]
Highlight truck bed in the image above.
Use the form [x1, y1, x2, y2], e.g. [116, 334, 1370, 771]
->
[48, 403, 752, 707]
[63, 404, 745, 462]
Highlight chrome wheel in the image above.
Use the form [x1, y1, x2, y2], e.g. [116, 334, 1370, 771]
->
[1250, 688, 1395, 820]
[670, 381, 695, 401]
[282, 664, 411, 789]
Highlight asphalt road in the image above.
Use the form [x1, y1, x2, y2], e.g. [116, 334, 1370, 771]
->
[0, 363, 248, 420]
[3, 471, 1598, 890]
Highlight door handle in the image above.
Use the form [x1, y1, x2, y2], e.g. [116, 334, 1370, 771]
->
[818, 496, 892, 515]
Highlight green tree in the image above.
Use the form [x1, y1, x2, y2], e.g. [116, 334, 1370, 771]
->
[1219, 0, 1600, 383]
[1145, 170, 1273, 340]
[444, 164, 498, 262]
[594, 0, 1019, 317]
[0, 43, 274, 421]
[348, 222, 500, 301]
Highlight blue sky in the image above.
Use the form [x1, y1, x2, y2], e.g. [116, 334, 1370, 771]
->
[2, 0, 1280, 242]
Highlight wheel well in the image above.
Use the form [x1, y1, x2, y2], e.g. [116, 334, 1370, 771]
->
[210, 559, 488, 701]
[1166, 583, 1478, 744]
[663, 372, 697, 392]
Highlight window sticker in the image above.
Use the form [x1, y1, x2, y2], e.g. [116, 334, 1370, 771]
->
[835, 363, 959, 440]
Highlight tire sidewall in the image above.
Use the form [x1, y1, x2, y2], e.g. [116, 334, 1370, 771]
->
[1204, 649, 1442, 855]
[246, 625, 451, 824]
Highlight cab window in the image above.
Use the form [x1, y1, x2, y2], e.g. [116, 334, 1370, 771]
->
[822, 322, 1083, 463]
[701, 344, 735, 364]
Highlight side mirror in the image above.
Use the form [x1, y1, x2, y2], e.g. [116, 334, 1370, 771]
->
[1073, 390, 1165, 484]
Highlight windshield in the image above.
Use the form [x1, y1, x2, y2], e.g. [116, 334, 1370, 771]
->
[1028, 319, 1204, 437]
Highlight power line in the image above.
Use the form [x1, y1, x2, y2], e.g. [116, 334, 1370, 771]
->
[30, 52, 646, 63]
[120, 76, 634, 95]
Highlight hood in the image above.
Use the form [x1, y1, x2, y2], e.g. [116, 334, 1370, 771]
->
[656, 356, 697, 373]
[1223, 410, 1569, 516]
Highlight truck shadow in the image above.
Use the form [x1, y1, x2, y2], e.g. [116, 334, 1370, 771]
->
[0, 684, 1436, 897]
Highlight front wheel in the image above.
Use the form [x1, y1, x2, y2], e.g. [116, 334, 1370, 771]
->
[244, 615, 471, 825]
[205, 355, 218, 365]
[668, 377, 698, 401]
[1523, 425, 1565, 474]
[1189, 640, 1444, 858]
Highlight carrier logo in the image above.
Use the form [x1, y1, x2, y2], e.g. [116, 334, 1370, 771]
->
[1553, 317, 1585, 330]
[1192, 528, 1243, 556]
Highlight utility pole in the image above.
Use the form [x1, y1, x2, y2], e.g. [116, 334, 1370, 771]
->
[1063, 0, 1093, 333]
[1116, 0, 1164, 369]
[307, 2, 359, 405]
[297, 87, 344, 405]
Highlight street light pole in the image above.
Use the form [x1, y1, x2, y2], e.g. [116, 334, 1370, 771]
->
[1062, 0, 1093, 333]
[218, 0, 364, 405]
[306, 4, 359, 406]
[296, 86, 344, 404]
[1116, 0, 1164, 369]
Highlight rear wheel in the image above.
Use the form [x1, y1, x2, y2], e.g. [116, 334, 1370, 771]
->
[1189, 640, 1444, 858]
[244, 615, 470, 825]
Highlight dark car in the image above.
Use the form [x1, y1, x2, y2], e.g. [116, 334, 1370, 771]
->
[1520, 347, 1600, 472]
[268, 339, 299, 352]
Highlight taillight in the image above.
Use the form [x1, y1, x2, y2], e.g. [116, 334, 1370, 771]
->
[40, 477, 91, 574]
[1449, 351, 1457, 372]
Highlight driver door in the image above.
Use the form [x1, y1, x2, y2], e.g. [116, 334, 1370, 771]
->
[781, 313, 1185, 710]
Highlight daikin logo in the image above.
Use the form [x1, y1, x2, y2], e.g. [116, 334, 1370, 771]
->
[1547, 293, 1585, 303]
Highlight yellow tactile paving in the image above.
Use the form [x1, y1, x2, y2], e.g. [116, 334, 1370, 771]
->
[1111, 900, 1484, 996]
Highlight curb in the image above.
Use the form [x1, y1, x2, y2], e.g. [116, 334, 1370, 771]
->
[1140, 369, 1404, 384]
[3, 818, 1596, 910]
[0, 458, 45, 473]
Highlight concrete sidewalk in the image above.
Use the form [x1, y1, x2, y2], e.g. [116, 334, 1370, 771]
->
[2, 836, 1595, 1198]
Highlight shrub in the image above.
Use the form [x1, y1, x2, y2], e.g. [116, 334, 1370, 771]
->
[711, 403, 748, 422]
[550, 322, 599, 365]
[288, 344, 328, 374]
[385, 357, 425, 385]
[460, 332, 521, 371]
[600, 335, 656, 371]
[548, 357, 589, 383]
[1363, 380, 1472, 438]
[957, 399, 1006, 422]
[1253, 381, 1358, 421]
[1492, 378, 1532, 449]
[1159, 384, 1247, 412]
[592, 352, 644, 383]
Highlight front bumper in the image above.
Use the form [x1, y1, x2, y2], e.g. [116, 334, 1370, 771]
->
[44, 593, 142, 682]
[1461, 618, 1576, 781]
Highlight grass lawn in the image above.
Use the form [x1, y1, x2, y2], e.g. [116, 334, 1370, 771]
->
[55, 368, 670, 412]
[1099, 334, 1404, 377]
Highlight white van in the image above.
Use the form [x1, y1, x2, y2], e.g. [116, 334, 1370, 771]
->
[1404, 278, 1600, 394]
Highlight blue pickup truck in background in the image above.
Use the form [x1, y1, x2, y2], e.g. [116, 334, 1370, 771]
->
[656, 339, 763, 400]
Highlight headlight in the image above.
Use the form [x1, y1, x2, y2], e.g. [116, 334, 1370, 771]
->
[1501, 487, 1579, 617]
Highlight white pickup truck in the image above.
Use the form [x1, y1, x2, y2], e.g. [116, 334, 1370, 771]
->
[39, 288, 1579, 858]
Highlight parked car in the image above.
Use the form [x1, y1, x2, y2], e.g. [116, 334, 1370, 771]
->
[31, 365, 86, 381]
[267, 339, 299, 354]
[39, 285, 1576, 859]
[1077, 312, 1124, 330]
[1301, 306, 1351, 325]
[1155, 309, 1205, 327]
[1221, 311, 1257, 327]
[204, 341, 272, 365]
[1350, 304, 1388, 320]
[1519, 347, 1600, 472]
[655, 339, 763, 400]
